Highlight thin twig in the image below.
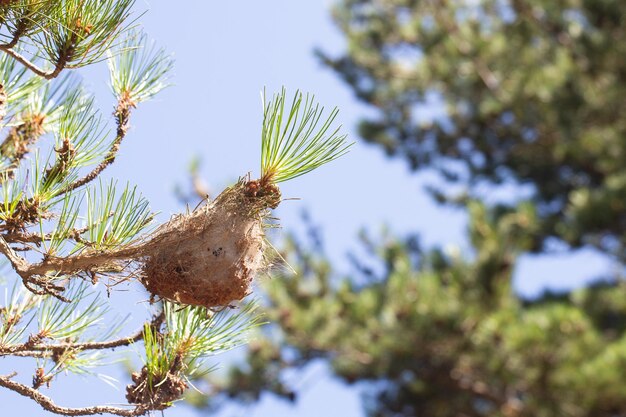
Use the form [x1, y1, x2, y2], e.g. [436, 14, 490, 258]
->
[1, 350, 49, 358]
[0, 47, 56, 79]
[0, 373, 147, 416]
[1, 311, 164, 356]
[2, 215, 115, 245]
[24, 245, 139, 277]
[0, 28, 77, 80]
[1, 330, 143, 356]
[0, 235, 30, 274]
[61, 98, 134, 194]
[0, 17, 28, 49]
[1, 228, 139, 299]
[0, 236, 70, 299]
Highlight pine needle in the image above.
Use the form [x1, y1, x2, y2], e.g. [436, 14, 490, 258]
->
[261, 87, 352, 184]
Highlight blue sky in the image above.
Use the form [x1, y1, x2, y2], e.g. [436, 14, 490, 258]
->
[3, 1, 615, 416]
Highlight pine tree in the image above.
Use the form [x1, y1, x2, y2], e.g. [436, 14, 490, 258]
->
[317, 0, 626, 256]
[0, 2, 349, 415]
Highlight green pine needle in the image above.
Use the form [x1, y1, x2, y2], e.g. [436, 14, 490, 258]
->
[38, 281, 109, 340]
[40, 0, 136, 68]
[108, 30, 174, 104]
[0, 282, 40, 346]
[85, 179, 153, 250]
[261, 88, 352, 184]
[0, 52, 45, 110]
[142, 302, 264, 384]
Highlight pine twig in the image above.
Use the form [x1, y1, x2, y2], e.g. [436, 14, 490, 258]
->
[0, 373, 148, 416]
[0, 236, 71, 300]
[0, 235, 30, 275]
[60, 97, 134, 194]
[0, 350, 49, 358]
[0, 311, 164, 356]
[0, 47, 64, 80]
[2, 215, 115, 245]
[0, 24, 79, 81]
[0, 15, 29, 50]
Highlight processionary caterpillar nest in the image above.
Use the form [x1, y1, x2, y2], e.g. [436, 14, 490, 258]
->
[138, 178, 280, 308]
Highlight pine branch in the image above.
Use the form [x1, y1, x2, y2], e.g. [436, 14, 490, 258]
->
[0, 0, 136, 80]
[0, 95, 134, 237]
[0, 373, 148, 416]
[60, 96, 133, 195]
[0, 18, 28, 49]
[0, 311, 164, 356]
[0, 234, 29, 274]
[23, 243, 137, 277]
[1, 350, 49, 358]
[1, 215, 114, 245]
[0, 0, 56, 50]
[0, 46, 64, 79]
[53, 29, 173, 195]
[0, 9, 30, 49]
[0, 237, 70, 299]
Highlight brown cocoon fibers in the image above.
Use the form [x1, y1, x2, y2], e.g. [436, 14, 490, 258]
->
[139, 179, 280, 308]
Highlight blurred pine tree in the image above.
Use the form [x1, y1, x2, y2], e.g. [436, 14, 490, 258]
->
[193, 1, 626, 416]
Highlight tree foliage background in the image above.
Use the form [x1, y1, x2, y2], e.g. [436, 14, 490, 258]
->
[194, 1, 626, 417]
